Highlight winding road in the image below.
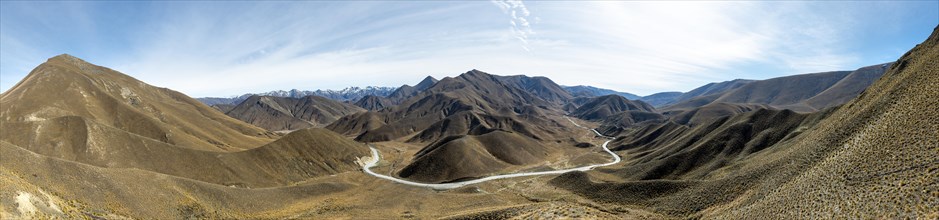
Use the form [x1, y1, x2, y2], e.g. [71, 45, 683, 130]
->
[358, 117, 621, 190]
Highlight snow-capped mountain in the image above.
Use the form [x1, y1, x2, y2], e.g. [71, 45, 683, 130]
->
[197, 86, 397, 105]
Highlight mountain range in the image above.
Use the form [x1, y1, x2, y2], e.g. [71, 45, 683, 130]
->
[2, 26, 935, 219]
[222, 95, 365, 131]
[197, 86, 397, 106]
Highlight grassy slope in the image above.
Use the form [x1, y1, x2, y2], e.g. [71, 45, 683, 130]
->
[551, 26, 939, 218]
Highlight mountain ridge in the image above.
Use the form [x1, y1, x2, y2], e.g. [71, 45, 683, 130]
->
[197, 86, 397, 106]
[223, 95, 365, 131]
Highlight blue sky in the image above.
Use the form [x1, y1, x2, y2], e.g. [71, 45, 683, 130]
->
[1, 1, 936, 97]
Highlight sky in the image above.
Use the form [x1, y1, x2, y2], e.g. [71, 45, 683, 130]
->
[1, 1, 937, 97]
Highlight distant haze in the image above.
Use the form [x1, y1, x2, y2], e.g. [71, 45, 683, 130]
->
[1, 1, 936, 97]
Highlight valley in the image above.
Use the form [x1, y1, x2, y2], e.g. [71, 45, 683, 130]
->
[359, 117, 620, 190]
[0, 3, 935, 218]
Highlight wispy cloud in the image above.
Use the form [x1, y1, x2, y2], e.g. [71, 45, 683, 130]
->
[491, 0, 535, 51]
[1, 1, 935, 96]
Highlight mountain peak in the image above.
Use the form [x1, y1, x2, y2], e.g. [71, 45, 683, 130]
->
[47, 53, 88, 65]
[414, 76, 439, 91]
[465, 69, 487, 75]
[420, 75, 438, 83]
[48, 53, 78, 60]
[43, 53, 111, 76]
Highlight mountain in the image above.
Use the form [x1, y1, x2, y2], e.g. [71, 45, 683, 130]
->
[801, 63, 893, 109]
[212, 103, 236, 113]
[196, 86, 397, 105]
[4, 27, 934, 219]
[354, 94, 393, 111]
[564, 85, 641, 100]
[669, 79, 755, 105]
[385, 85, 417, 104]
[664, 102, 773, 127]
[327, 69, 589, 182]
[550, 26, 939, 218]
[0, 54, 373, 219]
[594, 110, 669, 136]
[386, 76, 438, 104]
[0, 54, 372, 186]
[328, 69, 572, 143]
[224, 95, 365, 131]
[396, 130, 554, 183]
[568, 94, 664, 136]
[570, 95, 656, 120]
[638, 92, 683, 107]
[610, 108, 832, 179]
[413, 75, 439, 91]
[0, 54, 275, 152]
[495, 75, 574, 105]
[2, 123, 367, 187]
[662, 64, 889, 112]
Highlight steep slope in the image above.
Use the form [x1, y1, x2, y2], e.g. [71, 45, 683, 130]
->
[710, 26, 938, 219]
[667, 79, 754, 106]
[386, 84, 417, 104]
[354, 94, 393, 111]
[571, 95, 656, 120]
[612, 108, 831, 180]
[665, 102, 773, 127]
[413, 75, 439, 91]
[212, 103, 236, 113]
[708, 71, 851, 109]
[0, 121, 368, 187]
[595, 111, 668, 136]
[801, 63, 891, 110]
[406, 110, 560, 143]
[639, 92, 683, 107]
[0, 54, 371, 189]
[551, 26, 939, 218]
[0, 54, 274, 152]
[663, 64, 888, 112]
[397, 130, 554, 183]
[329, 70, 571, 143]
[225, 95, 365, 131]
[495, 75, 574, 105]
[0, 139, 360, 219]
[563, 85, 641, 100]
[386, 76, 438, 104]
[325, 111, 387, 136]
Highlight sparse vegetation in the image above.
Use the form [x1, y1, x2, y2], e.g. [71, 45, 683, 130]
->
[1, 25, 935, 219]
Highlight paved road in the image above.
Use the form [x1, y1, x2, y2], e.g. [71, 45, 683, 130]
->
[357, 117, 620, 190]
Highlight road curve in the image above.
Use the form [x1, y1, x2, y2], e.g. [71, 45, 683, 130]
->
[357, 116, 620, 190]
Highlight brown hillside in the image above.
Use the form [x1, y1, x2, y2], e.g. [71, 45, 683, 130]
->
[330, 70, 572, 143]
[397, 130, 554, 183]
[610, 108, 832, 180]
[801, 63, 891, 110]
[386, 76, 438, 104]
[571, 95, 656, 120]
[665, 102, 773, 127]
[663, 63, 887, 113]
[354, 94, 393, 111]
[0, 140, 357, 218]
[406, 111, 560, 143]
[494, 75, 574, 105]
[667, 79, 754, 106]
[595, 110, 668, 136]
[0, 113, 367, 188]
[212, 103, 236, 112]
[0, 54, 274, 152]
[225, 95, 364, 131]
[551, 26, 939, 218]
